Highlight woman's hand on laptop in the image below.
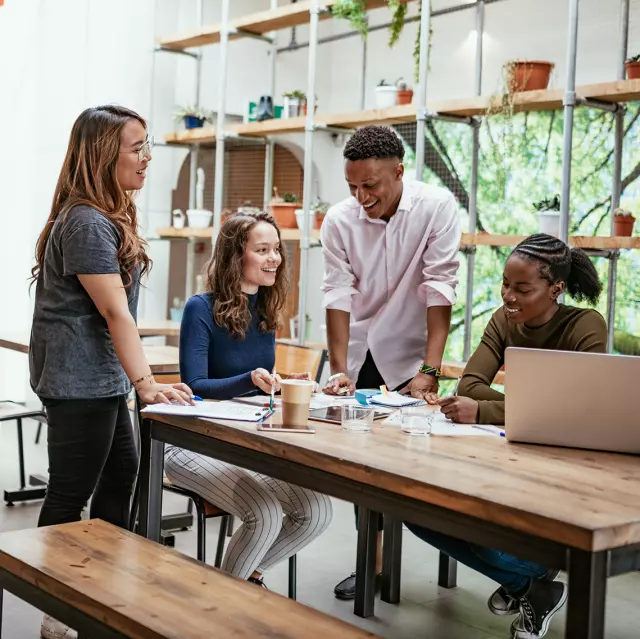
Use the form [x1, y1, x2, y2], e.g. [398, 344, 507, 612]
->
[438, 396, 479, 424]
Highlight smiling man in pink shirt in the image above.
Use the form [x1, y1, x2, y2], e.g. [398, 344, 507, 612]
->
[322, 125, 461, 600]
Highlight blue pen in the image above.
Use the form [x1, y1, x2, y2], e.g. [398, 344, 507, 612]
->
[192, 395, 203, 401]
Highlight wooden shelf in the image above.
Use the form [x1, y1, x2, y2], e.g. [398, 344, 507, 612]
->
[164, 128, 216, 145]
[461, 233, 640, 250]
[158, 0, 409, 51]
[156, 227, 320, 242]
[164, 79, 640, 145]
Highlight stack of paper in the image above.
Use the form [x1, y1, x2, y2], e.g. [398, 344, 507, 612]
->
[370, 392, 426, 408]
[141, 400, 273, 422]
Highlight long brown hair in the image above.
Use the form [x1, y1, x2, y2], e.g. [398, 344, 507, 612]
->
[204, 211, 288, 339]
[31, 105, 151, 286]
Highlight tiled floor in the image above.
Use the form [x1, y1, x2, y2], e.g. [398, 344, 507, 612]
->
[1, 416, 638, 638]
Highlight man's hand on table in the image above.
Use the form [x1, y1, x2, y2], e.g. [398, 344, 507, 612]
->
[437, 396, 479, 424]
[399, 372, 439, 404]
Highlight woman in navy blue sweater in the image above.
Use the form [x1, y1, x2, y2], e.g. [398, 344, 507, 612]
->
[164, 212, 332, 586]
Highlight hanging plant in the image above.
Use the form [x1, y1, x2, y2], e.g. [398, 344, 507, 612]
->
[332, 0, 432, 83]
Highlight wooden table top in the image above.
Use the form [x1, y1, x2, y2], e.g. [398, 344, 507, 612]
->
[149, 410, 640, 553]
[0, 334, 178, 373]
[0, 520, 379, 639]
[137, 319, 181, 337]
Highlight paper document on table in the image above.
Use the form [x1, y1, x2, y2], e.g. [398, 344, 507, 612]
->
[431, 414, 503, 437]
[370, 392, 426, 408]
[141, 400, 273, 422]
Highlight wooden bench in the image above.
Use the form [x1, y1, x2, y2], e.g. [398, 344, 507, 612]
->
[0, 520, 379, 639]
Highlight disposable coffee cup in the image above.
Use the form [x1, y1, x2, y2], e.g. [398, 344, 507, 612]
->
[280, 379, 314, 429]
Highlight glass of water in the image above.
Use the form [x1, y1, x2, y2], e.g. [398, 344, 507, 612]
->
[400, 405, 436, 436]
[341, 405, 375, 432]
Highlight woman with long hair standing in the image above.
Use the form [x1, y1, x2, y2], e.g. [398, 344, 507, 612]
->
[164, 212, 332, 587]
[29, 105, 193, 639]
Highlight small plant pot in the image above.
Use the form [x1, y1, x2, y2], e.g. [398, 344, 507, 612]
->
[269, 202, 299, 228]
[625, 61, 640, 80]
[187, 209, 213, 228]
[294, 208, 317, 230]
[613, 215, 635, 237]
[507, 61, 554, 92]
[283, 97, 305, 119]
[397, 89, 414, 105]
[184, 115, 206, 129]
[537, 210, 561, 236]
[374, 86, 398, 109]
[314, 213, 326, 231]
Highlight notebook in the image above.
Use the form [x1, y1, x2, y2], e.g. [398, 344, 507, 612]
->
[369, 391, 426, 408]
[141, 400, 273, 422]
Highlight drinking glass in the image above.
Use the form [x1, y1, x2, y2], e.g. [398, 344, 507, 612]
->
[400, 405, 436, 436]
[341, 405, 375, 432]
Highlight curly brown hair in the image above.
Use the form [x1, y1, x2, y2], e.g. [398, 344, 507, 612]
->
[31, 105, 151, 287]
[204, 211, 288, 339]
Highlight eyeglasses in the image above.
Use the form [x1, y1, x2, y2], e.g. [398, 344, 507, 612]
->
[136, 135, 154, 162]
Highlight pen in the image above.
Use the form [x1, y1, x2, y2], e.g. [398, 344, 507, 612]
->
[451, 376, 462, 397]
[192, 395, 203, 401]
[269, 367, 276, 411]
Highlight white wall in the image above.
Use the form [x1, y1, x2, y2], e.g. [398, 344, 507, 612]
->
[0, 0, 638, 398]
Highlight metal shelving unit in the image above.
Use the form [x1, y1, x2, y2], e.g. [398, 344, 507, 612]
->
[153, 0, 636, 356]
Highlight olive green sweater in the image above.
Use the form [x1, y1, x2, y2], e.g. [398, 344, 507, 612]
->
[459, 305, 607, 425]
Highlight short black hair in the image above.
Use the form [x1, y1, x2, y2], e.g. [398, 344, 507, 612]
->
[343, 125, 405, 162]
[512, 233, 602, 305]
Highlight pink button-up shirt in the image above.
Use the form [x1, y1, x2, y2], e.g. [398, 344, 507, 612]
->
[321, 180, 461, 390]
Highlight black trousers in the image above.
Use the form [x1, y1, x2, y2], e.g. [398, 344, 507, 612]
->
[38, 395, 139, 530]
[354, 351, 413, 533]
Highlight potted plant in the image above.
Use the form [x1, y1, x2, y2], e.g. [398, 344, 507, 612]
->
[314, 201, 330, 230]
[396, 78, 413, 105]
[269, 188, 300, 228]
[173, 105, 214, 129]
[613, 208, 636, 237]
[283, 90, 307, 119]
[375, 79, 398, 109]
[505, 60, 555, 93]
[625, 54, 640, 79]
[533, 195, 561, 236]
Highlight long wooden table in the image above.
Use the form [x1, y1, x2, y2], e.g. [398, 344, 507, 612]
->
[137, 410, 640, 639]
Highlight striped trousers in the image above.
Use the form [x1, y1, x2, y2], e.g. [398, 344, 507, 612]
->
[164, 445, 332, 580]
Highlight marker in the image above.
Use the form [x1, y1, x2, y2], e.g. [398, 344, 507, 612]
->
[269, 367, 277, 411]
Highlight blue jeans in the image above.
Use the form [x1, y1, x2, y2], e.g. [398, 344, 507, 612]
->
[405, 522, 549, 595]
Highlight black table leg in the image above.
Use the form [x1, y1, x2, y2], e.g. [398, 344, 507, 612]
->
[354, 507, 378, 618]
[381, 518, 402, 604]
[438, 552, 458, 588]
[0, 586, 4, 639]
[566, 549, 607, 639]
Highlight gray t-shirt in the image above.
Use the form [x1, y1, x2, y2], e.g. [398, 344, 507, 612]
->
[29, 205, 140, 399]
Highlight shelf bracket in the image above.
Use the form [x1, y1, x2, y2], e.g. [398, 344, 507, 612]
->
[154, 45, 201, 60]
[313, 123, 355, 135]
[583, 248, 621, 260]
[222, 132, 266, 143]
[576, 97, 619, 113]
[418, 107, 474, 126]
[230, 28, 274, 44]
[459, 245, 477, 256]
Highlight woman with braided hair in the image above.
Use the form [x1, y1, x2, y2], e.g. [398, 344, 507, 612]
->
[406, 234, 606, 639]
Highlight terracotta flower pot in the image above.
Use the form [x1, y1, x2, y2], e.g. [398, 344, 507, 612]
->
[269, 202, 299, 229]
[397, 89, 414, 105]
[613, 215, 635, 237]
[507, 60, 554, 92]
[625, 61, 640, 79]
[314, 213, 326, 231]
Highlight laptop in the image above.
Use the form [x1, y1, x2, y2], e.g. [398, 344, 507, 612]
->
[505, 347, 640, 454]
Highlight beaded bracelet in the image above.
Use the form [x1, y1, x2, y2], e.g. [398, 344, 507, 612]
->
[418, 364, 442, 378]
[132, 372, 154, 387]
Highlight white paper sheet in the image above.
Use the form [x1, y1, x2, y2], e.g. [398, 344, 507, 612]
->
[141, 400, 272, 422]
[370, 392, 426, 408]
[382, 411, 503, 437]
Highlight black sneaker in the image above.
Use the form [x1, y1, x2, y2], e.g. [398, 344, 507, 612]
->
[248, 576, 268, 589]
[333, 572, 382, 600]
[511, 580, 568, 638]
[488, 569, 560, 616]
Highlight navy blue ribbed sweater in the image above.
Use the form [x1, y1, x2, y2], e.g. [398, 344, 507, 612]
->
[179, 292, 275, 400]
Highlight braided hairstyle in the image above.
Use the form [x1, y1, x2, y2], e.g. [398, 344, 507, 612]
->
[512, 234, 602, 305]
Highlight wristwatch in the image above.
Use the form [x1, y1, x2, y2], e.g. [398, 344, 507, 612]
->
[418, 364, 442, 378]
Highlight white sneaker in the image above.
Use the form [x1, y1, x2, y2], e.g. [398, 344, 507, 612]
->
[40, 615, 78, 639]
